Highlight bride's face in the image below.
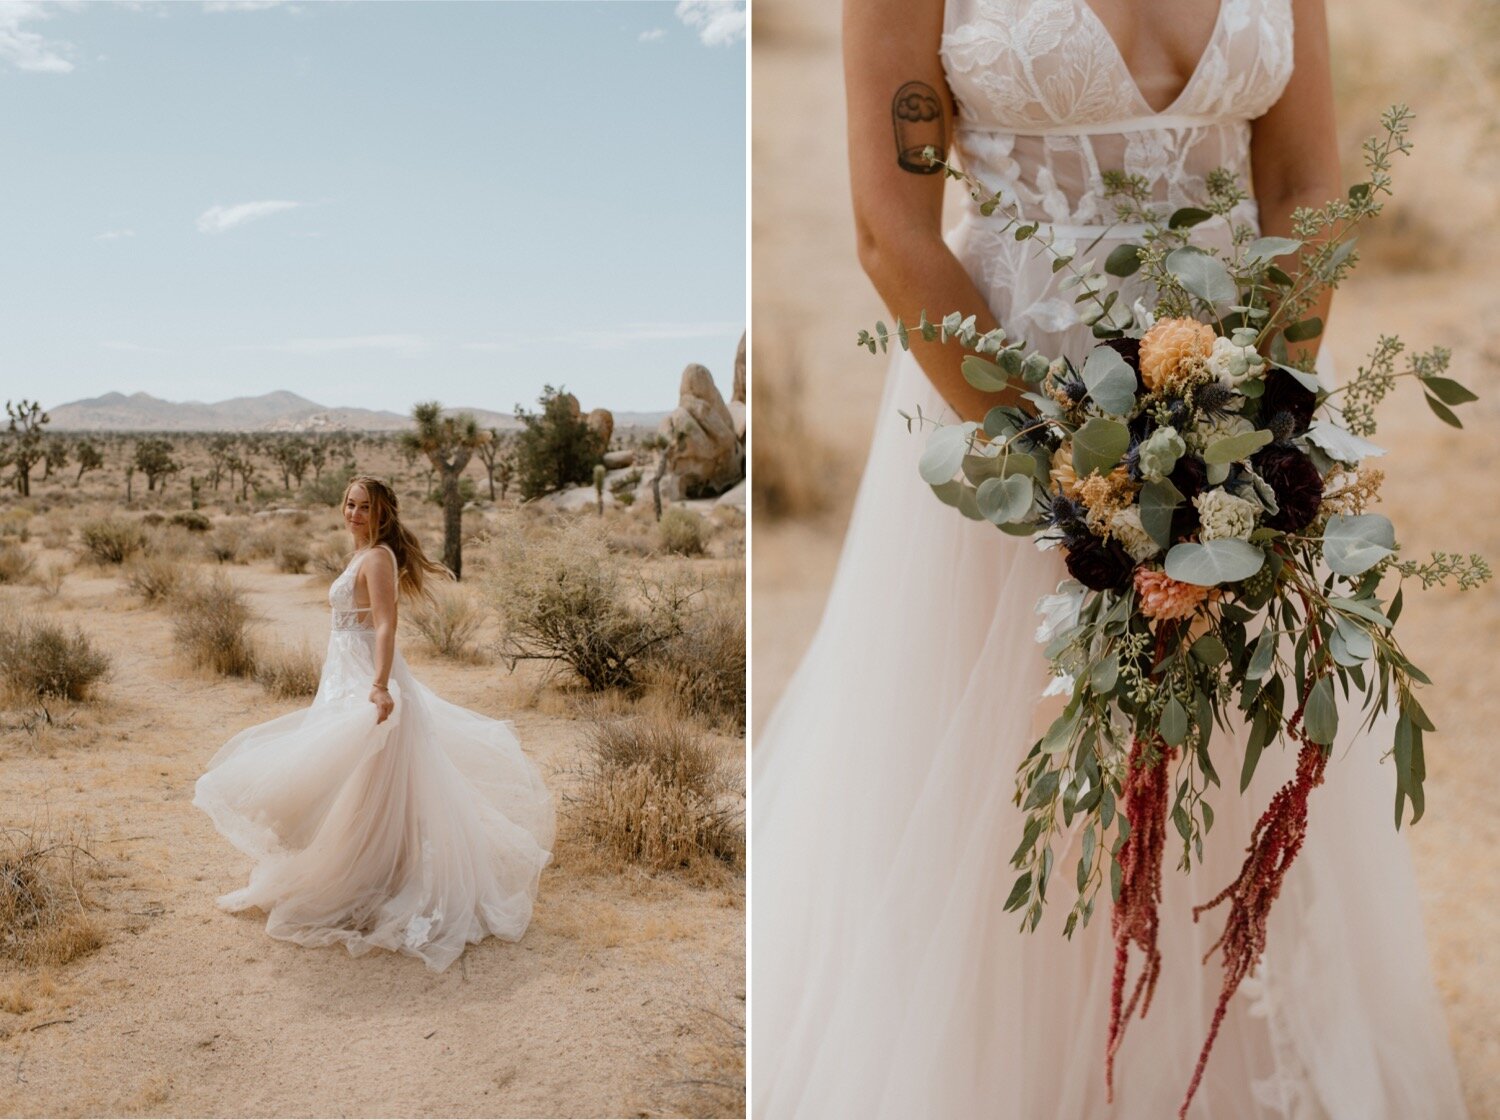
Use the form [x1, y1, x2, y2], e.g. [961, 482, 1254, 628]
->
[343, 484, 372, 543]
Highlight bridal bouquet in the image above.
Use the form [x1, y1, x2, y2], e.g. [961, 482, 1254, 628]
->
[858, 107, 1489, 1115]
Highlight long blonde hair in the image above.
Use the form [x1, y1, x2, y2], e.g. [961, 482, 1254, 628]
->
[342, 475, 449, 599]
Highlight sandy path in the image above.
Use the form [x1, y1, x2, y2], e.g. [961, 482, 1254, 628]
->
[751, 0, 1500, 1114]
[1, 562, 743, 1119]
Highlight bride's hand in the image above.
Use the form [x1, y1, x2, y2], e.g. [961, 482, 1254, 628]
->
[370, 684, 394, 724]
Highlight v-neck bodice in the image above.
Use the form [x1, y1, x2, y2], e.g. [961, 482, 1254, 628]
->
[940, 0, 1293, 229]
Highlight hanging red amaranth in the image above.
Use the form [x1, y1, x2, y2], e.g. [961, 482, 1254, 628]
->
[1104, 731, 1174, 1102]
[1177, 697, 1330, 1119]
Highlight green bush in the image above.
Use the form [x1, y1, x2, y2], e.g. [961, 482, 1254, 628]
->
[512, 385, 605, 501]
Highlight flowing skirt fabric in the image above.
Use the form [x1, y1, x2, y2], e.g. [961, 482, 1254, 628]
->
[194, 630, 554, 973]
[751, 218, 1466, 1118]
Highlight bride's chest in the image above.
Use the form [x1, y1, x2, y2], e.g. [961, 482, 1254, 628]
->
[941, 0, 1293, 130]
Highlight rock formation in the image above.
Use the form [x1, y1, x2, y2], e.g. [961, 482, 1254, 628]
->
[654, 363, 743, 500]
[586, 408, 614, 448]
[728, 332, 747, 442]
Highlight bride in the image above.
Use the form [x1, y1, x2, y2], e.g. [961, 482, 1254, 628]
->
[194, 476, 554, 973]
[753, 0, 1467, 1116]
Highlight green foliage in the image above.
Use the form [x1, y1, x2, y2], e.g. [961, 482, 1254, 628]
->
[512, 385, 606, 501]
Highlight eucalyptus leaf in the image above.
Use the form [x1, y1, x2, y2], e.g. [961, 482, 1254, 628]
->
[918, 422, 978, 485]
[930, 479, 964, 508]
[1421, 376, 1478, 406]
[1161, 697, 1188, 747]
[1322, 513, 1395, 577]
[1140, 478, 1184, 550]
[1243, 236, 1302, 264]
[1303, 676, 1338, 745]
[1071, 417, 1131, 477]
[962, 355, 1012, 393]
[1104, 243, 1142, 277]
[1169, 207, 1213, 229]
[1081, 346, 1139, 416]
[1202, 427, 1273, 466]
[977, 474, 1036, 525]
[1246, 628, 1276, 680]
[1284, 318, 1323, 343]
[1191, 632, 1228, 666]
[1166, 247, 1236, 305]
[1424, 393, 1463, 429]
[1304, 420, 1386, 464]
[1165, 539, 1266, 586]
[956, 482, 984, 521]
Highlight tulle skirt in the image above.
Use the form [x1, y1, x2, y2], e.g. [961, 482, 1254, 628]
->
[194, 629, 555, 973]
[751, 341, 1468, 1118]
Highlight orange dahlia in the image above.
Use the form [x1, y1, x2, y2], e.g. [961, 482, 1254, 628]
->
[1134, 567, 1212, 621]
[1139, 318, 1215, 392]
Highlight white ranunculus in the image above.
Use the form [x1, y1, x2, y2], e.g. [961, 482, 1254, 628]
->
[1194, 487, 1260, 542]
[1204, 333, 1266, 388]
[1187, 411, 1254, 454]
[1109, 506, 1161, 562]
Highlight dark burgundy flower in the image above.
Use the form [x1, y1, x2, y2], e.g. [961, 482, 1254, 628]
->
[1169, 455, 1208, 501]
[1254, 444, 1324, 532]
[1260, 368, 1317, 436]
[1064, 533, 1135, 592]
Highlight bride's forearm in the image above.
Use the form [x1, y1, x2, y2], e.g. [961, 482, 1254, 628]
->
[857, 230, 1020, 422]
[372, 624, 395, 688]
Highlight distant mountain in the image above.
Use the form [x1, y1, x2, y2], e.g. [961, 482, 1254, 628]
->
[45, 391, 669, 433]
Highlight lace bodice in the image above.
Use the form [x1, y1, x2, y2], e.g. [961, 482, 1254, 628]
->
[329, 546, 394, 632]
[941, 0, 1293, 228]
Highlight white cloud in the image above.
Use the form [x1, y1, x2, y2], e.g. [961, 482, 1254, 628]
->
[0, 2, 76, 73]
[638, 28, 666, 42]
[254, 334, 427, 354]
[202, 1, 288, 11]
[196, 200, 302, 234]
[96, 229, 136, 241]
[674, 1, 744, 46]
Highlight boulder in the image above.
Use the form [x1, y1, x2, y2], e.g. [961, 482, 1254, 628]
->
[714, 479, 746, 510]
[534, 485, 613, 513]
[561, 392, 581, 420]
[728, 333, 747, 441]
[657, 363, 743, 499]
[602, 449, 635, 469]
[587, 408, 614, 448]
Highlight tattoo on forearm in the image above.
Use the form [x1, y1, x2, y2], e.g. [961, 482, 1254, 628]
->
[892, 81, 946, 174]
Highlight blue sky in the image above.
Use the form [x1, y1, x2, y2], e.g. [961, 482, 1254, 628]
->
[0, 0, 746, 416]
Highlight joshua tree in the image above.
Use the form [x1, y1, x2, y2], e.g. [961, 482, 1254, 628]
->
[74, 437, 104, 484]
[476, 427, 508, 501]
[206, 434, 235, 490]
[41, 437, 68, 481]
[402, 401, 488, 580]
[134, 437, 179, 492]
[3, 399, 50, 497]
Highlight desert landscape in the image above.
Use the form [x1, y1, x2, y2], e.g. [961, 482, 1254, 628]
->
[753, 0, 1500, 1115]
[0, 365, 747, 1117]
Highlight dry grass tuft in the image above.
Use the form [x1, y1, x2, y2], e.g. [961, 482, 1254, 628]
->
[645, 566, 746, 731]
[0, 542, 35, 585]
[171, 574, 256, 677]
[750, 345, 836, 521]
[79, 518, 147, 566]
[659, 507, 707, 557]
[570, 713, 744, 877]
[404, 582, 487, 659]
[274, 540, 311, 574]
[310, 538, 349, 582]
[254, 642, 321, 698]
[0, 823, 104, 967]
[123, 554, 192, 605]
[0, 611, 111, 702]
[204, 523, 245, 564]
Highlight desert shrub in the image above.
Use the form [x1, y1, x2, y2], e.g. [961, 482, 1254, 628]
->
[645, 577, 746, 730]
[513, 384, 606, 500]
[303, 464, 357, 508]
[123, 554, 190, 604]
[311, 538, 348, 581]
[143, 524, 196, 561]
[32, 561, 68, 598]
[275, 540, 312, 574]
[0, 824, 104, 967]
[404, 583, 485, 658]
[244, 526, 289, 562]
[571, 714, 743, 873]
[169, 510, 212, 533]
[493, 521, 689, 691]
[659, 507, 706, 556]
[254, 642, 321, 698]
[0, 612, 111, 701]
[0, 509, 31, 542]
[171, 574, 256, 677]
[205, 523, 245, 564]
[79, 517, 147, 565]
[0, 542, 34, 585]
[140, 511, 165, 528]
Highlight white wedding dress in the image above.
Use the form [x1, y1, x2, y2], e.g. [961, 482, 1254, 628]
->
[194, 545, 554, 973]
[753, 0, 1468, 1116]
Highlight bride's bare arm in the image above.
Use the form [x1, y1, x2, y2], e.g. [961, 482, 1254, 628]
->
[844, 0, 1019, 422]
[364, 549, 398, 723]
[1249, 0, 1341, 365]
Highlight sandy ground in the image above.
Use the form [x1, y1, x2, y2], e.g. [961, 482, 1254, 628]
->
[0, 553, 744, 1119]
[752, 0, 1500, 1115]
